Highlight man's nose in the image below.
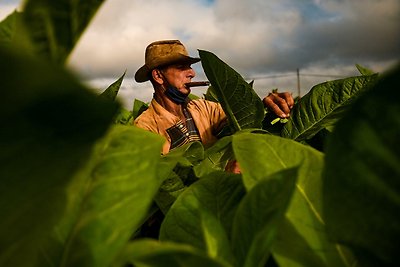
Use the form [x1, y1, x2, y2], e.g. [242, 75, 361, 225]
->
[188, 67, 195, 78]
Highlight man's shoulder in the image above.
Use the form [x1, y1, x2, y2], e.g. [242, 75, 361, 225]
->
[188, 98, 220, 110]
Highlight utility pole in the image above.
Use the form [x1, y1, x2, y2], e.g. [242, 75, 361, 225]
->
[296, 68, 301, 98]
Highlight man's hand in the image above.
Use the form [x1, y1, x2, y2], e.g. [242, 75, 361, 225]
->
[225, 160, 241, 174]
[263, 92, 294, 118]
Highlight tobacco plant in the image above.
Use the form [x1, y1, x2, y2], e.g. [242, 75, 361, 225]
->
[1, 1, 399, 267]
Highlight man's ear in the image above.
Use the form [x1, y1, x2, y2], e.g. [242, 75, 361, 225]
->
[151, 69, 164, 85]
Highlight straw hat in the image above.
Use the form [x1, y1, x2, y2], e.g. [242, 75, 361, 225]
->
[134, 40, 201, 83]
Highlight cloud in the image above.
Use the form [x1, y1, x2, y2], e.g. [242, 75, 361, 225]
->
[0, 1, 20, 19]
[2, 0, 399, 106]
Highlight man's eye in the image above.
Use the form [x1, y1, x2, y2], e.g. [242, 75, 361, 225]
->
[175, 64, 190, 70]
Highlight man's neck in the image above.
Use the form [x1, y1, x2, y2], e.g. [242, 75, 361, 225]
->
[154, 91, 185, 117]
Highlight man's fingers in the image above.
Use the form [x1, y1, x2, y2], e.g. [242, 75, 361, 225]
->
[280, 92, 295, 108]
[275, 96, 291, 115]
[263, 97, 287, 118]
[263, 93, 291, 118]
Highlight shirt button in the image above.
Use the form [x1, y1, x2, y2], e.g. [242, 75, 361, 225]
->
[185, 132, 190, 136]
[179, 124, 184, 129]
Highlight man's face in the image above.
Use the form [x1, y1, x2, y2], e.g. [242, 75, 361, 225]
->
[161, 63, 196, 95]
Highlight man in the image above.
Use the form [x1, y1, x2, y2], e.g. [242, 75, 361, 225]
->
[134, 40, 294, 154]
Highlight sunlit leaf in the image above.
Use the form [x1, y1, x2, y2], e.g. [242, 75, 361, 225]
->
[281, 74, 378, 141]
[160, 172, 245, 266]
[231, 167, 298, 267]
[199, 50, 264, 132]
[233, 133, 352, 267]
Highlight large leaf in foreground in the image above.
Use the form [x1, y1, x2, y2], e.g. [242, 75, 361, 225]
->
[23, 0, 106, 63]
[233, 133, 352, 267]
[0, 47, 117, 266]
[160, 172, 245, 266]
[0, 10, 34, 52]
[51, 126, 164, 267]
[231, 167, 298, 267]
[281, 74, 378, 141]
[199, 50, 264, 132]
[323, 66, 400, 266]
[114, 239, 229, 267]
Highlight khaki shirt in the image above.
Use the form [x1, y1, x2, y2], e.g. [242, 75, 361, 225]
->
[134, 98, 227, 154]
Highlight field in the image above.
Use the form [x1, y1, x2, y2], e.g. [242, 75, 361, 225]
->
[1, 1, 399, 266]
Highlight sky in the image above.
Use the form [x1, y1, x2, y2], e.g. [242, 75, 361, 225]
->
[1, 0, 399, 108]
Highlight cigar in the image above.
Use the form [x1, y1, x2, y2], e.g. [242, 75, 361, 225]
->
[185, 81, 210, 87]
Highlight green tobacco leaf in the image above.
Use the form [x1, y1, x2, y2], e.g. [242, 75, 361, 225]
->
[193, 135, 233, 177]
[113, 107, 133, 125]
[231, 167, 298, 267]
[323, 66, 400, 266]
[0, 10, 19, 46]
[281, 74, 378, 141]
[155, 142, 205, 213]
[165, 141, 205, 168]
[51, 126, 164, 267]
[204, 85, 219, 102]
[232, 133, 322, 191]
[233, 133, 352, 267]
[199, 50, 264, 132]
[132, 98, 148, 120]
[23, 0, 106, 64]
[0, 10, 34, 52]
[114, 239, 230, 267]
[355, 64, 375, 76]
[0, 47, 118, 266]
[160, 172, 246, 266]
[100, 71, 126, 101]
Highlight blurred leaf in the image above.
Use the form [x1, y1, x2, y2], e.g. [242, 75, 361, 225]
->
[323, 66, 400, 266]
[114, 239, 230, 267]
[160, 172, 245, 266]
[23, 0, 106, 63]
[50, 126, 164, 267]
[100, 71, 126, 101]
[281, 74, 378, 141]
[0, 10, 19, 45]
[113, 107, 133, 125]
[231, 167, 298, 267]
[199, 50, 264, 132]
[189, 93, 200, 100]
[0, 47, 118, 266]
[0, 10, 34, 52]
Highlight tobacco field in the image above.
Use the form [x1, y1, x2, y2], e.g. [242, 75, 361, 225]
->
[0, 1, 399, 267]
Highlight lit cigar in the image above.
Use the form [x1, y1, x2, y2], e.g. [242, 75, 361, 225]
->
[185, 81, 210, 87]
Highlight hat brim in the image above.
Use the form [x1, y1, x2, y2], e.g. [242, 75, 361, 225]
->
[135, 54, 201, 83]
